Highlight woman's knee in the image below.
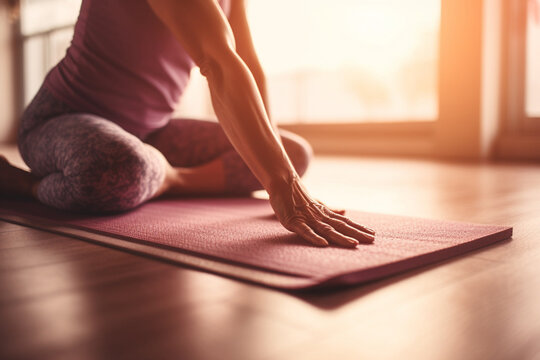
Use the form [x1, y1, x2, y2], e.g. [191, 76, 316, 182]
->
[70, 141, 165, 212]
[42, 118, 166, 212]
[280, 130, 313, 177]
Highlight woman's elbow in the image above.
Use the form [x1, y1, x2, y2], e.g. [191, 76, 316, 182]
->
[197, 47, 244, 83]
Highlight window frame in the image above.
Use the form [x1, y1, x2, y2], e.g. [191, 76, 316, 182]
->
[501, 0, 540, 132]
[496, 0, 540, 160]
[282, 0, 540, 160]
[280, 0, 482, 159]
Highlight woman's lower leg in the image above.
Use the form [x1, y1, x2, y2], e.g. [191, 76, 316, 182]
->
[155, 156, 226, 197]
[146, 119, 312, 196]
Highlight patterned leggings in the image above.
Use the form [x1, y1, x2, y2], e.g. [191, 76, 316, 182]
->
[18, 86, 312, 213]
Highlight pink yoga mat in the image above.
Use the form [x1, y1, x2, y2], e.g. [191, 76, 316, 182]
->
[0, 198, 512, 289]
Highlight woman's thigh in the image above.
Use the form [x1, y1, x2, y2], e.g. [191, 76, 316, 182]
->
[18, 88, 166, 212]
[144, 118, 234, 167]
[145, 118, 312, 176]
[21, 113, 166, 212]
[21, 113, 158, 177]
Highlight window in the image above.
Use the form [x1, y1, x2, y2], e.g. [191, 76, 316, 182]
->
[20, 0, 81, 105]
[248, 0, 440, 124]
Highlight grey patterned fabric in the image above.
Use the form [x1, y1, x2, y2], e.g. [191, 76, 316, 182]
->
[18, 86, 311, 212]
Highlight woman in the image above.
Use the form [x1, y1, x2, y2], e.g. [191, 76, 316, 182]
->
[0, 0, 375, 247]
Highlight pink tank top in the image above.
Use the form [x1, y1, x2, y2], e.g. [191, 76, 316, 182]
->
[45, 0, 231, 138]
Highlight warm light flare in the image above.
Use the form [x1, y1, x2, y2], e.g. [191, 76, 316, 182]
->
[247, 0, 440, 75]
[246, 0, 441, 122]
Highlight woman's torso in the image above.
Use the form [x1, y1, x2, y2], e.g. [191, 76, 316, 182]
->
[44, 0, 231, 138]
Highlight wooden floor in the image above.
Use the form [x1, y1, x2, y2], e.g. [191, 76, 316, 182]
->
[1, 147, 540, 360]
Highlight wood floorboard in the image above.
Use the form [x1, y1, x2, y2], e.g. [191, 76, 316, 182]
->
[1, 150, 539, 360]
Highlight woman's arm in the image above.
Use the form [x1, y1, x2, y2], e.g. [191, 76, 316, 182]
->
[146, 0, 375, 247]
[228, 0, 272, 123]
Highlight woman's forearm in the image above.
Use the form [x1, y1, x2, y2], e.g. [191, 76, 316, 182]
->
[247, 62, 271, 121]
[242, 62, 281, 140]
[227, 0, 276, 133]
[203, 51, 295, 193]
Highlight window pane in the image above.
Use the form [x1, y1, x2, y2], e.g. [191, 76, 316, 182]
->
[248, 0, 440, 123]
[527, 0, 540, 117]
[21, 0, 81, 36]
[20, 0, 80, 105]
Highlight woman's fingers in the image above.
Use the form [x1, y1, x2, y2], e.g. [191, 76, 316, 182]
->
[323, 216, 375, 243]
[271, 185, 375, 247]
[314, 202, 375, 242]
[324, 209, 376, 236]
[309, 220, 359, 248]
[288, 221, 329, 247]
[288, 217, 360, 248]
[268, 174, 376, 248]
[286, 206, 375, 248]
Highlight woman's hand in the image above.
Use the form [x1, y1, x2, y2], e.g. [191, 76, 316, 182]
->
[269, 176, 375, 247]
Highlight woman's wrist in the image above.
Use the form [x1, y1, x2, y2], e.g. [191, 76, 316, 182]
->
[266, 170, 299, 198]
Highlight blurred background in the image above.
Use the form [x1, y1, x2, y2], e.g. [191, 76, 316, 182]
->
[0, 0, 539, 159]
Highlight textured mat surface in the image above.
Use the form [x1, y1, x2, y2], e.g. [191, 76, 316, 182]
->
[0, 198, 512, 289]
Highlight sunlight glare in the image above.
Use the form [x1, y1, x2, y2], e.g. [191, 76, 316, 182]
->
[247, 0, 440, 76]
[246, 0, 441, 122]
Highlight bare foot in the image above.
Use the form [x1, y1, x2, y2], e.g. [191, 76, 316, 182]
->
[0, 155, 39, 198]
[153, 157, 227, 198]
